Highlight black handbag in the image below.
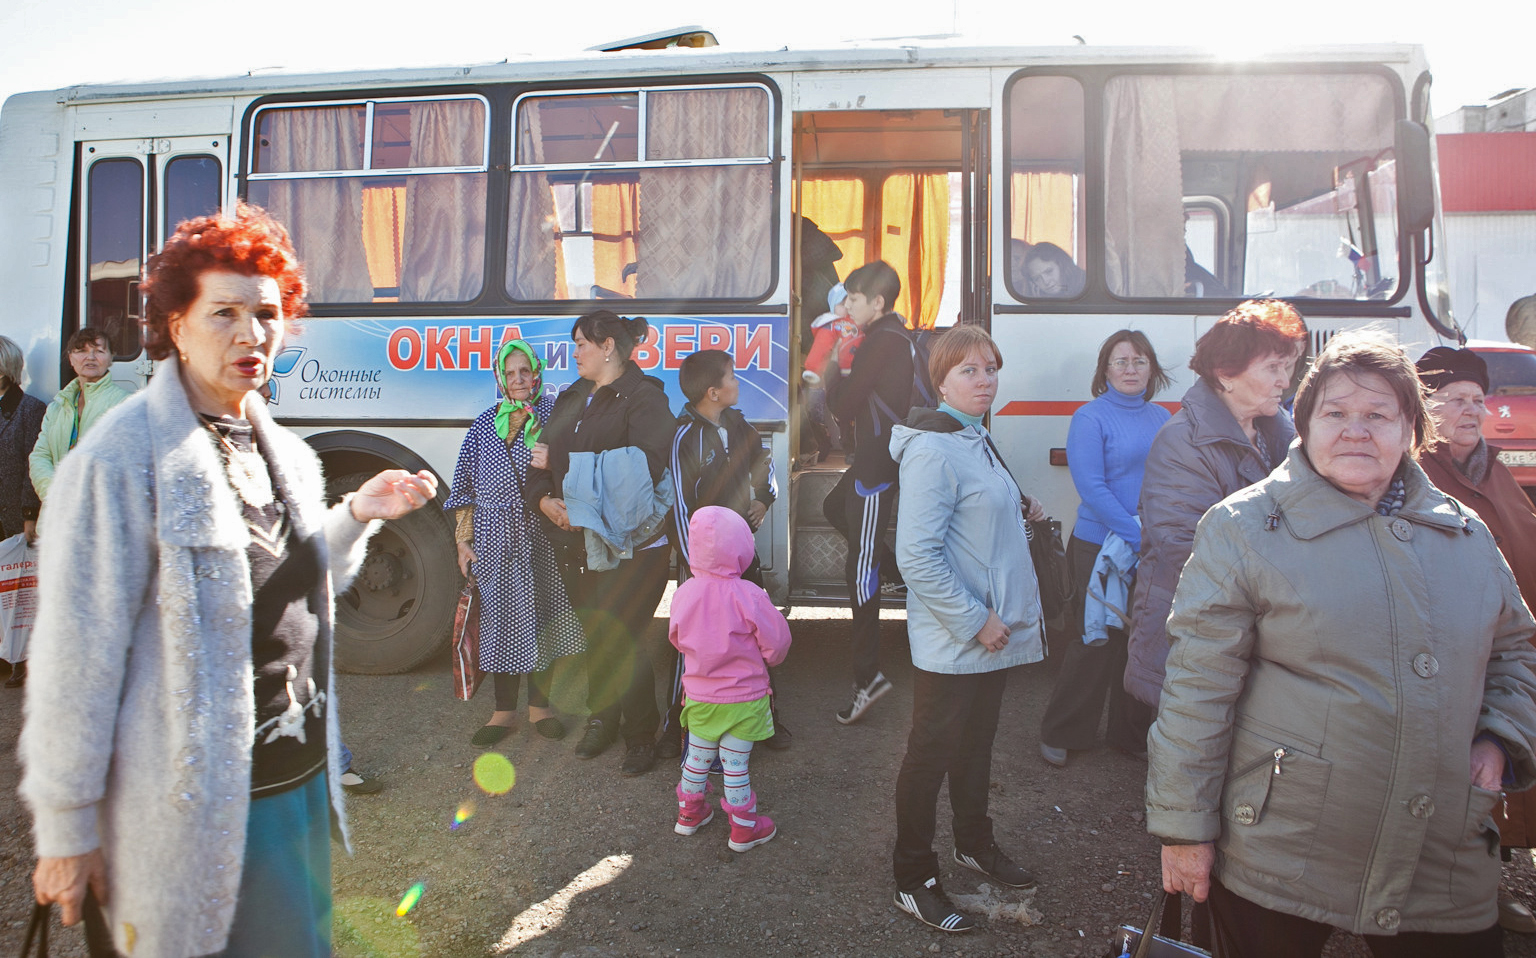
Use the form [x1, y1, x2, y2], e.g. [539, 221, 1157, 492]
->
[979, 434, 1075, 622]
[18, 904, 48, 957]
[1027, 517, 1073, 623]
[1109, 889, 1213, 958]
[19, 893, 116, 958]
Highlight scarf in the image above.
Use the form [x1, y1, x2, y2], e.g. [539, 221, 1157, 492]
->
[938, 401, 986, 431]
[1374, 472, 1408, 517]
[493, 339, 544, 448]
[1454, 439, 1492, 486]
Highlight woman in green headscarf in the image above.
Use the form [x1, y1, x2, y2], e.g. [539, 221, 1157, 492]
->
[445, 340, 585, 747]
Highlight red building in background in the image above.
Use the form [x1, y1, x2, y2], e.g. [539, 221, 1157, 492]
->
[1433, 88, 1536, 340]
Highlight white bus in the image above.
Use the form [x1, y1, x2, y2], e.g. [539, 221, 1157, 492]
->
[0, 36, 1458, 672]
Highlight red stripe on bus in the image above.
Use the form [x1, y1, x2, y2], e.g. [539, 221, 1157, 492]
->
[997, 401, 1180, 416]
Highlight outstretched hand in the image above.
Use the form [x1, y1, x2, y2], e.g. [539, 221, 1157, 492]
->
[350, 470, 438, 522]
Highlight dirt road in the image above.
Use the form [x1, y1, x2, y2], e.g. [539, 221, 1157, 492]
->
[2, 603, 1535, 956]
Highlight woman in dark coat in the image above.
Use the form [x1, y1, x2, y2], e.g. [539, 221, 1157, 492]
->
[1124, 300, 1308, 708]
[1416, 345, 1536, 933]
[526, 310, 675, 777]
[0, 335, 45, 686]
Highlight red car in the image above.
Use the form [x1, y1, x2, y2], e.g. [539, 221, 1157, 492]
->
[1467, 340, 1536, 491]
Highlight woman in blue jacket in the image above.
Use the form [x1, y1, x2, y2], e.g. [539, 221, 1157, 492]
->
[888, 325, 1045, 933]
[1038, 330, 1172, 767]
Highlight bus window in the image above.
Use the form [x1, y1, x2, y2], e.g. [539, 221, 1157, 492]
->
[507, 85, 773, 302]
[86, 157, 144, 358]
[1102, 73, 1397, 301]
[1182, 200, 1230, 296]
[1005, 75, 1085, 300]
[247, 97, 488, 304]
[163, 154, 222, 237]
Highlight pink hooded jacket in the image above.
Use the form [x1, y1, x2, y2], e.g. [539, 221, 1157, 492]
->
[668, 506, 792, 704]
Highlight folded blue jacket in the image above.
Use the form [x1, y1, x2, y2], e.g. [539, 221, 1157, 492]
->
[1085, 531, 1137, 646]
[563, 446, 674, 571]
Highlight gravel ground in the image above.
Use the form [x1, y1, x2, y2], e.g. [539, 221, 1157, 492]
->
[2, 598, 1536, 957]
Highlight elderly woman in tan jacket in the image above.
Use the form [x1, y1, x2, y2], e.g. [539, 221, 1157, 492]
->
[1149, 331, 1536, 958]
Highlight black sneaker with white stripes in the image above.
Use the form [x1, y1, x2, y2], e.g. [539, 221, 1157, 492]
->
[835, 672, 893, 725]
[954, 843, 1037, 889]
[895, 877, 975, 932]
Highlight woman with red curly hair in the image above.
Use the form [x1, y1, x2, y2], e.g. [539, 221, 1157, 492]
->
[1123, 300, 1308, 710]
[19, 202, 438, 958]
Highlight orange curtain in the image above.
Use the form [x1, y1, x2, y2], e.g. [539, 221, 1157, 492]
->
[592, 180, 638, 297]
[801, 172, 948, 327]
[1010, 171, 1076, 256]
[800, 177, 866, 282]
[361, 185, 406, 301]
[879, 173, 949, 328]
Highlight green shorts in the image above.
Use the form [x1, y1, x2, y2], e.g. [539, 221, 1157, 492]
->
[680, 694, 774, 743]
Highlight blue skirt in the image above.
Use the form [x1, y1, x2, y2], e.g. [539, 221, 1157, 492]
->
[216, 772, 331, 958]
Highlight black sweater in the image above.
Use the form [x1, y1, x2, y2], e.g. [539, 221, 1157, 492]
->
[829, 312, 915, 487]
[524, 364, 676, 540]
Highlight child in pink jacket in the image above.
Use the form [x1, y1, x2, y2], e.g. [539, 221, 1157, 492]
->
[668, 506, 792, 851]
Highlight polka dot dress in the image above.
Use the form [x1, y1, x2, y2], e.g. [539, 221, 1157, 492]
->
[444, 396, 585, 673]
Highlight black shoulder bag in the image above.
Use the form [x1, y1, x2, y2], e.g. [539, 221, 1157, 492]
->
[982, 435, 1074, 623]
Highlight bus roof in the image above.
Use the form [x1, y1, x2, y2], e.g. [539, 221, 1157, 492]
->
[6, 40, 1429, 108]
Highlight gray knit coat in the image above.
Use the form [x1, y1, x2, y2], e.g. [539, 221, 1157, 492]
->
[19, 355, 379, 957]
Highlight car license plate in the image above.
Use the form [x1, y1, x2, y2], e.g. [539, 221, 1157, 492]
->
[1498, 449, 1536, 468]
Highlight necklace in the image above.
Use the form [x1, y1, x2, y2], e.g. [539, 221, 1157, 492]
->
[199, 415, 274, 508]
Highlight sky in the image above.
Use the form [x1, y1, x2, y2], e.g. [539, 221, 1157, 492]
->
[0, 0, 1529, 118]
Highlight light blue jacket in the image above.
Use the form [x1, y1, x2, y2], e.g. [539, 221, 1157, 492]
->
[890, 409, 1044, 674]
[1083, 531, 1137, 646]
[563, 446, 674, 571]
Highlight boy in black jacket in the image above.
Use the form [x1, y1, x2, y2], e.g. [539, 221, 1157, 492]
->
[824, 260, 914, 724]
[671, 350, 777, 567]
[658, 349, 787, 754]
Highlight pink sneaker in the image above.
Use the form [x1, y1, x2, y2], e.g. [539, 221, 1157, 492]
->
[722, 792, 777, 852]
[675, 785, 713, 836]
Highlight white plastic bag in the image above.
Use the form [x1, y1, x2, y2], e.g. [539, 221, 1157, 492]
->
[0, 533, 39, 662]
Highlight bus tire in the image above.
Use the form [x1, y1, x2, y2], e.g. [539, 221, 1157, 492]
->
[325, 471, 456, 674]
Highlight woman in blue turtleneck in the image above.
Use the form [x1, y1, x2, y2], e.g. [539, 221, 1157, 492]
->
[1038, 330, 1172, 768]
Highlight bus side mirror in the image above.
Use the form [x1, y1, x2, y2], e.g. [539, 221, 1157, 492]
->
[1395, 119, 1435, 235]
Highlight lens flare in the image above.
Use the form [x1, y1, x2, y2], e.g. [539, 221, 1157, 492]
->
[451, 801, 476, 830]
[396, 882, 425, 917]
[473, 753, 516, 795]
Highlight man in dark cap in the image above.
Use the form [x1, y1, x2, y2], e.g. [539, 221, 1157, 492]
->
[1416, 344, 1536, 934]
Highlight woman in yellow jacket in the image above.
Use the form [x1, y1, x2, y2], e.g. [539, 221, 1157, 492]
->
[29, 328, 130, 502]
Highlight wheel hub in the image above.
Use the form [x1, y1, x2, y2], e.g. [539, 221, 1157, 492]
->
[359, 549, 404, 592]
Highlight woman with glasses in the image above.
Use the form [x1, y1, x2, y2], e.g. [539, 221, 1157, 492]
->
[1038, 330, 1172, 767]
[1416, 345, 1536, 933]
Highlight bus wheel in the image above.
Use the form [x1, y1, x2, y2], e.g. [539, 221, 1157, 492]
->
[326, 472, 457, 674]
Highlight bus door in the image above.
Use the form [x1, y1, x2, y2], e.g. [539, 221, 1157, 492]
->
[788, 105, 990, 602]
[78, 136, 227, 389]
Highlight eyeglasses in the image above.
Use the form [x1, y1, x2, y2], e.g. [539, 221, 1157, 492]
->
[1108, 358, 1150, 371]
